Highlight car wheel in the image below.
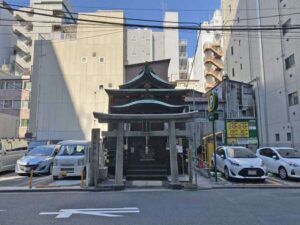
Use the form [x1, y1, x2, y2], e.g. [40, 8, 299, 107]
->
[53, 176, 59, 180]
[224, 167, 230, 180]
[279, 167, 288, 180]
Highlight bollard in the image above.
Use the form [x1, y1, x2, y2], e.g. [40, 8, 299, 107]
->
[80, 170, 84, 188]
[29, 170, 33, 189]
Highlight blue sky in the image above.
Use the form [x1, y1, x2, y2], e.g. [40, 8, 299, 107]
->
[9, 0, 221, 56]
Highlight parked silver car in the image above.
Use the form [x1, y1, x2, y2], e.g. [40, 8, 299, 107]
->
[15, 145, 58, 175]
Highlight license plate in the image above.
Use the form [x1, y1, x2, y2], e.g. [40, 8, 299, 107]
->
[60, 171, 67, 176]
[248, 170, 257, 175]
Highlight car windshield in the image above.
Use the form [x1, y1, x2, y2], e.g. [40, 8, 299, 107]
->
[277, 149, 300, 158]
[28, 146, 54, 156]
[227, 147, 257, 158]
[58, 144, 86, 156]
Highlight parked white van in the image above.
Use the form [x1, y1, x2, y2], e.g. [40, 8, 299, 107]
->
[52, 140, 90, 180]
[0, 139, 27, 172]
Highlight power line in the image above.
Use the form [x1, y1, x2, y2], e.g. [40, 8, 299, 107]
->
[2, 5, 300, 32]
[2, 2, 200, 26]
[6, 0, 300, 12]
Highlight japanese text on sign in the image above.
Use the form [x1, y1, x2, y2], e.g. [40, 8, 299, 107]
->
[226, 121, 249, 138]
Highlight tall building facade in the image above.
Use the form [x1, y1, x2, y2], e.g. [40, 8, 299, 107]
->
[0, 72, 31, 138]
[11, 0, 76, 76]
[29, 11, 125, 140]
[0, 1, 16, 68]
[126, 12, 187, 82]
[222, 0, 300, 148]
[193, 10, 224, 92]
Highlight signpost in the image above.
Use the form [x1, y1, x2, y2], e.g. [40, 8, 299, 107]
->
[208, 92, 219, 182]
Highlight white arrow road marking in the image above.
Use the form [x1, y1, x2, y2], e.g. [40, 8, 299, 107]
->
[0, 210, 6, 212]
[40, 207, 140, 219]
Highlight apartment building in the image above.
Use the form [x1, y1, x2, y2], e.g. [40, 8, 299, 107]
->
[29, 11, 125, 140]
[126, 12, 187, 82]
[0, 70, 31, 138]
[221, 0, 300, 148]
[193, 10, 224, 92]
[11, 0, 76, 76]
[0, 1, 16, 68]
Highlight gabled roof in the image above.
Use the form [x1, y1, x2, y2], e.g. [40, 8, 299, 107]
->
[119, 63, 175, 89]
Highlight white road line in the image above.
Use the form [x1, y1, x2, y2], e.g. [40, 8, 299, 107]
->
[40, 207, 140, 219]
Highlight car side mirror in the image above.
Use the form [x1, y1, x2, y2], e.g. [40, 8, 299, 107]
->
[272, 155, 278, 160]
[220, 154, 226, 159]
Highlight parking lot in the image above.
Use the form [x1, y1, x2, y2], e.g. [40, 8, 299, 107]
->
[0, 171, 81, 188]
[208, 172, 300, 188]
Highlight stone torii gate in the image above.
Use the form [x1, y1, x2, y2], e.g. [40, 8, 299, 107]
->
[93, 111, 202, 188]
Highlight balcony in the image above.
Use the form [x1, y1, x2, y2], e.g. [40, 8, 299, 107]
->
[204, 56, 224, 70]
[204, 43, 223, 57]
[204, 69, 222, 81]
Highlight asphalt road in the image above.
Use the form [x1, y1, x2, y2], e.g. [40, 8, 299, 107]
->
[0, 189, 300, 225]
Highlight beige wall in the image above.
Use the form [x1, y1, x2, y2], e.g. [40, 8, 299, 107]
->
[222, 0, 300, 148]
[0, 112, 18, 138]
[30, 11, 124, 140]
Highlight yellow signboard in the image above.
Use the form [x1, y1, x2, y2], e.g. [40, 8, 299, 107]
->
[226, 121, 249, 138]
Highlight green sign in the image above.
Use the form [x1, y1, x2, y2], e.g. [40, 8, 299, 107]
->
[225, 119, 258, 145]
[208, 93, 218, 112]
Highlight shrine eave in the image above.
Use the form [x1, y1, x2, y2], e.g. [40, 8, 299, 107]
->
[111, 99, 186, 109]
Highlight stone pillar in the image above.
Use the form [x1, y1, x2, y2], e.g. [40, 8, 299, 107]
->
[115, 122, 124, 186]
[168, 120, 180, 187]
[87, 129, 100, 186]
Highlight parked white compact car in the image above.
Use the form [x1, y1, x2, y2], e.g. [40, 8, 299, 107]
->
[212, 146, 268, 180]
[256, 147, 300, 180]
[52, 140, 89, 180]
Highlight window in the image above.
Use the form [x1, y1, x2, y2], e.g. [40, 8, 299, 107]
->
[20, 119, 29, 127]
[285, 54, 295, 70]
[288, 92, 299, 106]
[99, 57, 105, 63]
[4, 100, 12, 108]
[6, 81, 14, 89]
[239, 40, 241, 46]
[231, 46, 234, 55]
[52, 25, 62, 32]
[108, 83, 112, 88]
[287, 132, 292, 141]
[240, 64, 243, 70]
[53, 10, 64, 17]
[0, 100, 4, 109]
[21, 100, 29, 109]
[92, 52, 97, 57]
[232, 68, 235, 77]
[99, 85, 104, 90]
[15, 81, 22, 90]
[23, 81, 31, 90]
[81, 57, 87, 63]
[12, 100, 21, 109]
[229, 4, 232, 13]
[260, 148, 276, 158]
[275, 133, 280, 142]
[0, 81, 6, 89]
[282, 18, 291, 35]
